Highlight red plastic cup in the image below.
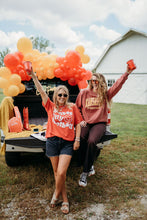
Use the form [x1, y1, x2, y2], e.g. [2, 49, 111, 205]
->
[127, 59, 136, 71]
[23, 61, 32, 74]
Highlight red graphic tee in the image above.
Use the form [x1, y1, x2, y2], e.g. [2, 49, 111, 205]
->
[42, 98, 82, 141]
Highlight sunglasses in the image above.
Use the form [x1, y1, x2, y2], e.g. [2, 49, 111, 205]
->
[58, 93, 68, 98]
[91, 80, 99, 84]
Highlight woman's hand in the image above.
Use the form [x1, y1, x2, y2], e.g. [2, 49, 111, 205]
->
[73, 140, 80, 151]
[126, 65, 134, 75]
[24, 61, 33, 76]
[80, 120, 87, 127]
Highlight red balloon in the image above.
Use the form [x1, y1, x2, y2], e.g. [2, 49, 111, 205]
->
[19, 70, 26, 81]
[68, 78, 77, 86]
[65, 51, 81, 67]
[60, 73, 68, 81]
[67, 69, 74, 78]
[14, 52, 24, 62]
[4, 53, 20, 69]
[56, 57, 65, 65]
[74, 73, 80, 80]
[16, 64, 24, 72]
[54, 68, 63, 78]
[78, 80, 88, 89]
[85, 70, 92, 80]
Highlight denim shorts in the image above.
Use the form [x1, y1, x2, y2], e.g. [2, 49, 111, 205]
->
[46, 136, 74, 157]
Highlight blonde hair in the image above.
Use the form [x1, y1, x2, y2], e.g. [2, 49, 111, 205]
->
[89, 73, 110, 106]
[53, 85, 70, 109]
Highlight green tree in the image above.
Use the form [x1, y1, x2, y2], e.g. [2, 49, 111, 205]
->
[30, 36, 54, 54]
[0, 48, 10, 67]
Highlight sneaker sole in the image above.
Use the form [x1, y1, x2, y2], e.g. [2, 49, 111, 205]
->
[78, 181, 87, 187]
[88, 171, 95, 177]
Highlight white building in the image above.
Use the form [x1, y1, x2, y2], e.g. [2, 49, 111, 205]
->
[93, 29, 147, 105]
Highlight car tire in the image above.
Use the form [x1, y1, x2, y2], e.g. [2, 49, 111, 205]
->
[5, 151, 21, 167]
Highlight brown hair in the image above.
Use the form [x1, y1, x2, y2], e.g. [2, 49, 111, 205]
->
[53, 85, 70, 109]
[89, 73, 109, 106]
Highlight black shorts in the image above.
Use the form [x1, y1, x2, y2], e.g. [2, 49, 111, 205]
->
[46, 136, 74, 157]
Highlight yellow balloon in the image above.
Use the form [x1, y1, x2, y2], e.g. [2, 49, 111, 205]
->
[49, 54, 58, 63]
[0, 67, 11, 79]
[0, 77, 9, 89]
[37, 75, 42, 80]
[9, 74, 21, 86]
[42, 56, 51, 69]
[32, 49, 40, 56]
[48, 72, 55, 79]
[8, 85, 19, 97]
[18, 83, 25, 93]
[41, 52, 48, 56]
[81, 54, 90, 64]
[3, 88, 9, 96]
[24, 53, 34, 62]
[17, 37, 33, 54]
[75, 45, 85, 55]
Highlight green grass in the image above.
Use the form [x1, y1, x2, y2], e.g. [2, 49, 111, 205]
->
[0, 103, 147, 219]
[0, 89, 5, 103]
[111, 103, 147, 137]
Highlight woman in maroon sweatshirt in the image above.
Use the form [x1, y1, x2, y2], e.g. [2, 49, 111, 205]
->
[76, 65, 134, 187]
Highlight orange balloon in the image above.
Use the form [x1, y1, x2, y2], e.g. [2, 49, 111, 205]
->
[17, 37, 33, 54]
[75, 45, 85, 54]
[37, 75, 43, 80]
[24, 53, 34, 62]
[47, 69, 55, 79]
[0, 67, 11, 79]
[32, 49, 40, 56]
[10, 74, 21, 86]
[8, 85, 19, 96]
[18, 83, 25, 93]
[41, 52, 48, 56]
[81, 54, 90, 64]
[0, 77, 9, 89]
[3, 88, 9, 96]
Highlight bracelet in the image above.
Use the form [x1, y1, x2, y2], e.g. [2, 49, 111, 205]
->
[75, 138, 80, 142]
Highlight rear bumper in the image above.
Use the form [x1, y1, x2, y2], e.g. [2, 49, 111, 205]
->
[97, 131, 117, 144]
[5, 136, 46, 152]
[4, 130, 117, 152]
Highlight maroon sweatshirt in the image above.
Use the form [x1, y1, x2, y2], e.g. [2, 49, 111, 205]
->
[76, 72, 129, 124]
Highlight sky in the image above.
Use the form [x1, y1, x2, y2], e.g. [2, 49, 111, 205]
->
[0, 0, 147, 70]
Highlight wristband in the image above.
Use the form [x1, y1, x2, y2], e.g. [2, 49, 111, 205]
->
[75, 138, 80, 142]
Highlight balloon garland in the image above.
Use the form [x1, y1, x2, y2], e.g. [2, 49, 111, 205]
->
[0, 37, 92, 96]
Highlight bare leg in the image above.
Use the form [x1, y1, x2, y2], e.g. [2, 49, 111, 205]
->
[50, 154, 72, 202]
[55, 154, 72, 202]
[50, 156, 59, 184]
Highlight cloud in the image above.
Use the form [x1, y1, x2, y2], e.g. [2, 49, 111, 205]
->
[0, 31, 25, 51]
[0, 0, 146, 45]
[89, 25, 121, 41]
[0, 0, 147, 70]
[112, 0, 147, 29]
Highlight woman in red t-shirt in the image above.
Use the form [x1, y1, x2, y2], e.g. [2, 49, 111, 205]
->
[26, 69, 82, 214]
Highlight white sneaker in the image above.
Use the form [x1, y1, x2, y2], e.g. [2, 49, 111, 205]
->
[78, 172, 88, 187]
[88, 165, 95, 177]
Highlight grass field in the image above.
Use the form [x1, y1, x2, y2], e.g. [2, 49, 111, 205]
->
[0, 89, 5, 103]
[0, 96, 147, 219]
